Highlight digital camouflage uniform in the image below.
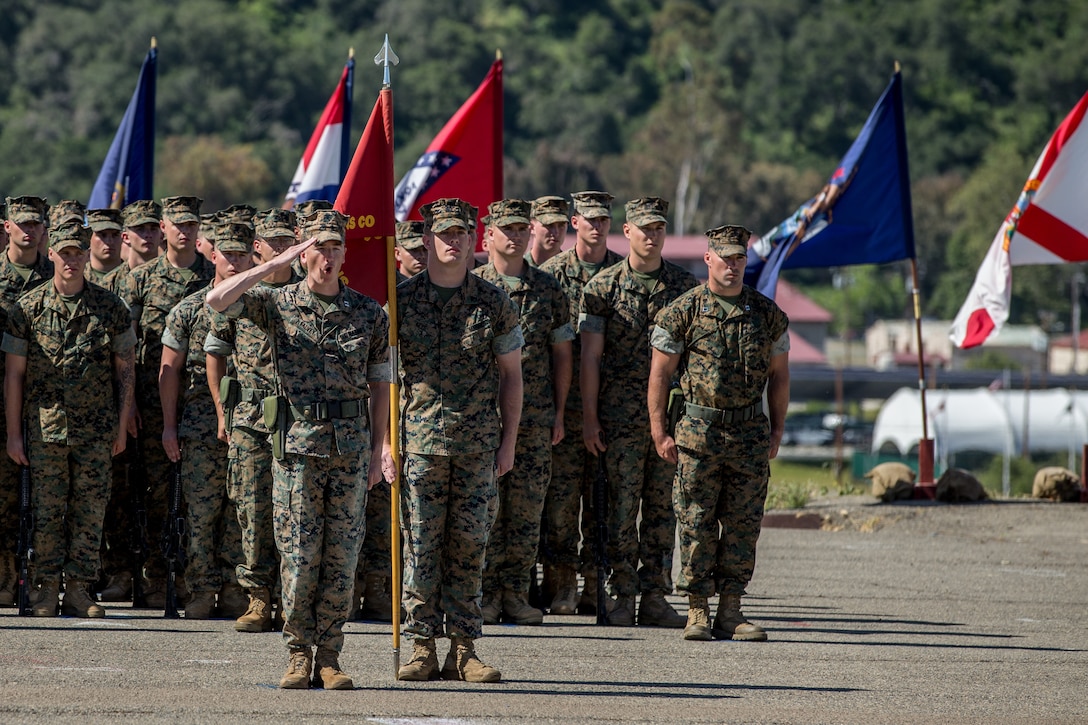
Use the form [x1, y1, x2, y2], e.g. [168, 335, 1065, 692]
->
[2, 257, 135, 588]
[162, 285, 244, 596]
[539, 245, 622, 575]
[224, 274, 390, 655]
[651, 284, 788, 597]
[120, 239, 214, 585]
[397, 269, 523, 641]
[581, 255, 698, 598]
[473, 258, 573, 596]
[206, 268, 302, 595]
[0, 196, 53, 586]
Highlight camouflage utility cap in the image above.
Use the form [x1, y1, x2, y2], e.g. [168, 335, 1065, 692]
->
[122, 199, 162, 227]
[86, 208, 123, 232]
[218, 203, 257, 223]
[199, 213, 218, 241]
[0, 199, 6, 220]
[255, 208, 296, 239]
[161, 196, 203, 224]
[395, 220, 426, 250]
[531, 195, 569, 225]
[6, 196, 48, 224]
[423, 198, 472, 233]
[300, 209, 347, 242]
[487, 199, 531, 228]
[294, 199, 334, 219]
[626, 197, 669, 226]
[467, 205, 479, 232]
[49, 199, 87, 227]
[215, 222, 256, 253]
[571, 191, 614, 219]
[50, 221, 91, 251]
[705, 224, 752, 257]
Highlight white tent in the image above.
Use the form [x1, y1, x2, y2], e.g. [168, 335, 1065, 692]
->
[872, 387, 1088, 460]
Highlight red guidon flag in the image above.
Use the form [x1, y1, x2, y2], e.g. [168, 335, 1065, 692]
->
[335, 87, 395, 305]
[393, 58, 503, 250]
[951, 90, 1088, 348]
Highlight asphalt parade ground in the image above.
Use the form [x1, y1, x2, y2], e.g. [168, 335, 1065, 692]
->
[2, 498, 1087, 724]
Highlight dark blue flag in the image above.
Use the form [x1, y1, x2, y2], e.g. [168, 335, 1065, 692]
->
[745, 71, 915, 298]
[88, 41, 157, 209]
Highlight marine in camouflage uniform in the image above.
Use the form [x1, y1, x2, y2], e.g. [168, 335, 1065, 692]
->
[0, 196, 54, 606]
[161, 222, 252, 619]
[537, 191, 622, 615]
[119, 196, 214, 605]
[84, 209, 125, 286]
[98, 200, 163, 602]
[207, 209, 391, 690]
[205, 207, 301, 632]
[396, 198, 523, 684]
[526, 196, 569, 269]
[580, 197, 698, 627]
[475, 199, 573, 626]
[2, 221, 136, 618]
[649, 224, 790, 643]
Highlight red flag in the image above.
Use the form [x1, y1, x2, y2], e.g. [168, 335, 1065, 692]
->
[393, 58, 503, 250]
[335, 87, 395, 305]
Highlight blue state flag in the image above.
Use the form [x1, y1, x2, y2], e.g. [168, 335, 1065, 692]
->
[745, 71, 915, 299]
[88, 42, 157, 209]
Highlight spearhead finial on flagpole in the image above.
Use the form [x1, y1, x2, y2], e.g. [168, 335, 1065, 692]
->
[374, 34, 399, 87]
[151, 36, 157, 50]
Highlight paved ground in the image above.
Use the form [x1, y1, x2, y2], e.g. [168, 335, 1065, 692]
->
[2, 498, 1087, 724]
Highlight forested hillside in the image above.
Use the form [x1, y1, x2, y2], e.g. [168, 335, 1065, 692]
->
[1, 0, 1085, 332]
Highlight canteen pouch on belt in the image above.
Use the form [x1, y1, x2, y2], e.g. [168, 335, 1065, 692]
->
[219, 376, 240, 432]
[263, 395, 288, 460]
[667, 386, 684, 437]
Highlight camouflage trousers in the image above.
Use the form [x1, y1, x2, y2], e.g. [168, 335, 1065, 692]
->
[673, 447, 769, 597]
[543, 409, 595, 573]
[601, 423, 678, 598]
[227, 425, 278, 591]
[28, 438, 112, 583]
[181, 435, 242, 593]
[137, 405, 173, 581]
[355, 480, 392, 579]
[483, 424, 550, 594]
[100, 448, 131, 576]
[273, 451, 368, 653]
[0, 452, 16, 555]
[402, 452, 497, 641]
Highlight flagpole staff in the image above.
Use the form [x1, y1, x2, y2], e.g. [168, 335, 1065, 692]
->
[893, 60, 935, 491]
[374, 33, 402, 679]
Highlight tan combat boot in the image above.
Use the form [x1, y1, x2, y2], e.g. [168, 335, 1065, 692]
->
[218, 581, 249, 619]
[501, 588, 544, 625]
[279, 647, 312, 689]
[62, 581, 106, 618]
[577, 570, 597, 615]
[683, 595, 712, 641]
[480, 591, 501, 625]
[0, 553, 17, 606]
[441, 636, 501, 682]
[397, 637, 440, 681]
[312, 647, 354, 690]
[359, 573, 393, 622]
[713, 593, 767, 641]
[637, 591, 686, 628]
[142, 578, 166, 609]
[98, 571, 132, 602]
[184, 591, 216, 620]
[540, 563, 557, 606]
[31, 581, 60, 617]
[549, 565, 578, 615]
[234, 587, 273, 632]
[604, 594, 635, 626]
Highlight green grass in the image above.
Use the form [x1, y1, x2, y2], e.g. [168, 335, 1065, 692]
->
[766, 459, 861, 510]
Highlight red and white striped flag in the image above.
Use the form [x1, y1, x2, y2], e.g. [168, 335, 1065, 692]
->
[951, 90, 1088, 349]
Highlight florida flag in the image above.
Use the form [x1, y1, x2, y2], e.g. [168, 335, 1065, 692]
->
[393, 57, 502, 247]
[950, 90, 1088, 348]
[285, 56, 354, 207]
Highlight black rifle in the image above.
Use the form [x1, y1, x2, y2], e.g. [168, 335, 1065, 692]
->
[16, 420, 33, 617]
[162, 461, 185, 619]
[593, 453, 610, 626]
[127, 438, 148, 608]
